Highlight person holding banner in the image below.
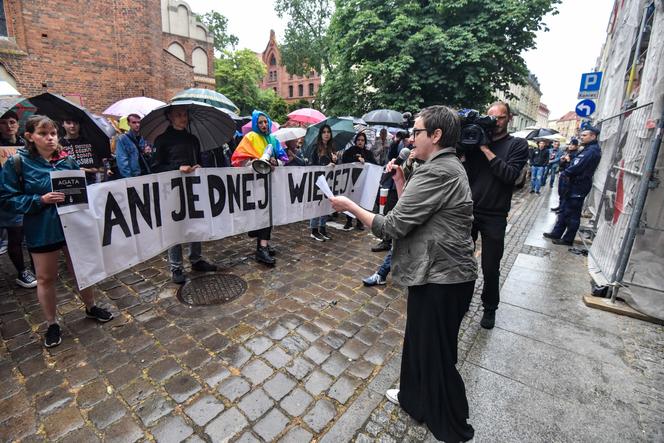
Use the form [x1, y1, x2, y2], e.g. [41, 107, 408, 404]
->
[309, 124, 337, 242]
[0, 115, 113, 348]
[231, 110, 288, 265]
[152, 106, 218, 283]
[341, 132, 375, 231]
[330, 106, 477, 443]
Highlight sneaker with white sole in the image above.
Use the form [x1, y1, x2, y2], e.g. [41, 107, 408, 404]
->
[16, 269, 37, 288]
[362, 273, 386, 286]
[85, 306, 113, 323]
[386, 389, 399, 405]
[310, 229, 326, 242]
[44, 323, 62, 348]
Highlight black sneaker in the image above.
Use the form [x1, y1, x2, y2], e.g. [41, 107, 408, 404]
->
[542, 232, 559, 239]
[86, 306, 113, 323]
[319, 227, 332, 240]
[550, 206, 559, 212]
[480, 309, 495, 329]
[172, 269, 186, 284]
[16, 269, 37, 288]
[310, 229, 325, 242]
[342, 220, 353, 231]
[192, 260, 217, 272]
[44, 324, 62, 348]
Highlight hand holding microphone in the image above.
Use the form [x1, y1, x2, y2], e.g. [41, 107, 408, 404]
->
[380, 148, 410, 186]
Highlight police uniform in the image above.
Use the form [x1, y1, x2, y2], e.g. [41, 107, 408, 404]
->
[549, 140, 601, 243]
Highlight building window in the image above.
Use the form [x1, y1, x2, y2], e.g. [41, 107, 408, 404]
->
[273, 70, 277, 82]
[288, 85, 293, 98]
[192, 48, 208, 75]
[309, 83, 314, 96]
[167, 42, 186, 61]
[0, 0, 7, 37]
[273, 87, 277, 93]
[298, 84, 303, 97]
[270, 54, 277, 66]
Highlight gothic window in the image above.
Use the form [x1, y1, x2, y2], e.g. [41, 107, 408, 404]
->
[167, 42, 186, 61]
[298, 84, 303, 97]
[270, 54, 277, 66]
[192, 48, 208, 75]
[289, 85, 293, 98]
[309, 83, 314, 96]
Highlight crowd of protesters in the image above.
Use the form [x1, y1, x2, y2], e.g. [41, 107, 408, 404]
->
[0, 96, 601, 443]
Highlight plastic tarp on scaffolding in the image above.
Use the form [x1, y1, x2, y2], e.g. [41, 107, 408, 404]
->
[589, 0, 664, 320]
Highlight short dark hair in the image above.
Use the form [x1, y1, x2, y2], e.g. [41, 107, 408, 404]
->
[0, 110, 18, 121]
[417, 105, 460, 148]
[127, 113, 141, 122]
[488, 101, 511, 116]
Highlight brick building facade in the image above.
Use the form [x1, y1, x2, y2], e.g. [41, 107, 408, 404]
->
[258, 30, 322, 105]
[0, 0, 214, 114]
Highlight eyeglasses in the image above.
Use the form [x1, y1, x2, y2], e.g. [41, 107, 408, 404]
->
[411, 128, 427, 137]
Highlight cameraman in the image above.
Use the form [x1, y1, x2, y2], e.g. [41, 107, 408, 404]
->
[463, 101, 528, 329]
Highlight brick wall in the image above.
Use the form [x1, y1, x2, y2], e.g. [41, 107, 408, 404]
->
[0, 0, 213, 114]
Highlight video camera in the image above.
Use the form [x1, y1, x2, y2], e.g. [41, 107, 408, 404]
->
[457, 109, 497, 152]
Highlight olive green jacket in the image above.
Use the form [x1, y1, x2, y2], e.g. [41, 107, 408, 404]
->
[372, 147, 477, 287]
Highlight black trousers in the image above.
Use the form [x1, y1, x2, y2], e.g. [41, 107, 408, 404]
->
[248, 226, 271, 242]
[399, 281, 475, 443]
[471, 213, 507, 311]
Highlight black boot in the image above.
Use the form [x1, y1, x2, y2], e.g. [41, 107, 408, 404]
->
[256, 246, 275, 265]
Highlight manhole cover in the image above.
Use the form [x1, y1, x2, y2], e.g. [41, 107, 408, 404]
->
[177, 274, 247, 306]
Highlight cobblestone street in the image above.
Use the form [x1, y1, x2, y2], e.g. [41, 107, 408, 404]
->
[1, 187, 662, 442]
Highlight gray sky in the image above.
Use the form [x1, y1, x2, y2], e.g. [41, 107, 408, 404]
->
[186, 0, 615, 119]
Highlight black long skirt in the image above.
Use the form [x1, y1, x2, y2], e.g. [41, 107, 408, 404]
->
[398, 281, 475, 442]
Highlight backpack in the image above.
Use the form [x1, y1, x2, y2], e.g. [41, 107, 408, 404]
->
[12, 153, 23, 192]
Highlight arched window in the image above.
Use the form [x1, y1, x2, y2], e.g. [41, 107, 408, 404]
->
[173, 5, 189, 36]
[192, 48, 208, 75]
[288, 86, 293, 98]
[270, 54, 277, 66]
[167, 42, 186, 61]
[194, 25, 207, 41]
[309, 83, 314, 96]
[298, 84, 303, 97]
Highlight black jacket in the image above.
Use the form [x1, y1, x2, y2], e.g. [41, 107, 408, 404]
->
[529, 147, 549, 167]
[464, 135, 529, 217]
[151, 126, 201, 172]
[342, 145, 377, 164]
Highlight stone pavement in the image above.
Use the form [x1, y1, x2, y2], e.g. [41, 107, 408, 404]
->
[1, 186, 662, 442]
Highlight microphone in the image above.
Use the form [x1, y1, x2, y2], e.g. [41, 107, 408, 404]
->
[380, 148, 411, 185]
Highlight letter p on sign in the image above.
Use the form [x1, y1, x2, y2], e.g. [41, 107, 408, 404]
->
[578, 72, 603, 99]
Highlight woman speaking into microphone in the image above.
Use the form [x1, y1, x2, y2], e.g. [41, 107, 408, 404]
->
[329, 106, 477, 442]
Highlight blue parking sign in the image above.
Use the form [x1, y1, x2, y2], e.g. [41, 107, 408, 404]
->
[578, 72, 603, 99]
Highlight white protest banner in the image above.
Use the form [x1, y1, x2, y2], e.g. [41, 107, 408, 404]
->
[270, 163, 382, 225]
[60, 163, 381, 289]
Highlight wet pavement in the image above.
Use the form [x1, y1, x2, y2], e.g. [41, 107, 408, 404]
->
[1, 186, 662, 442]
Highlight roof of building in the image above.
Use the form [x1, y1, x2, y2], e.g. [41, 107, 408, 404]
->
[558, 111, 579, 121]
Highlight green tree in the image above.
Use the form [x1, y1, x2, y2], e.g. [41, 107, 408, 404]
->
[198, 11, 239, 55]
[214, 49, 265, 115]
[256, 89, 290, 123]
[323, 0, 559, 116]
[274, 0, 333, 75]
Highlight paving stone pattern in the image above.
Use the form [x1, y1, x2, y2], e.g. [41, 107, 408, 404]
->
[0, 209, 417, 442]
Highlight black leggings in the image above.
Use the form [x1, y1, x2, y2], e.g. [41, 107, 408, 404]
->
[4, 226, 30, 274]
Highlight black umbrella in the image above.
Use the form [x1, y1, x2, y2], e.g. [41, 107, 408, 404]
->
[362, 109, 405, 127]
[25, 93, 112, 159]
[526, 128, 559, 140]
[140, 100, 236, 152]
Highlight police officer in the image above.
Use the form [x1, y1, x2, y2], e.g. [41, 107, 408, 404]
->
[544, 128, 601, 246]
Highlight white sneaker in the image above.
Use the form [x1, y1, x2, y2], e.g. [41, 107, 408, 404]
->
[386, 388, 399, 405]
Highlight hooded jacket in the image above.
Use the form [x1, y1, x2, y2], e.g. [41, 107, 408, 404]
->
[0, 148, 79, 248]
[231, 110, 288, 167]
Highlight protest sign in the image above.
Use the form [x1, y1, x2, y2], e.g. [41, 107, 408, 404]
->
[51, 170, 88, 214]
[60, 163, 382, 288]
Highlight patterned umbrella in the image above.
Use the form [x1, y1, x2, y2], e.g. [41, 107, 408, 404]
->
[102, 97, 166, 118]
[140, 101, 235, 152]
[287, 108, 326, 125]
[171, 88, 239, 114]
